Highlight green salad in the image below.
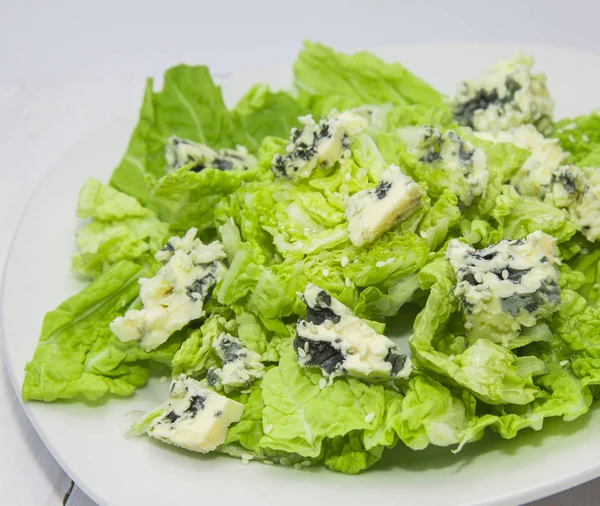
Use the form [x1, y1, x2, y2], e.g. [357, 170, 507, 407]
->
[22, 42, 600, 474]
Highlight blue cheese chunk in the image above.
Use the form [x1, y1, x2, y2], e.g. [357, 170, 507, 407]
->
[399, 127, 488, 205]
[475, 125, 571, 203]
[207, 333, 265, 391]
[165, 136, 256, 172]
[272, 112, 367, 181]
[446, 231, 561, 348]
[110, 228, 227, 351]
[343, 104, 393, 131]
[453, 52, 554, 133]
[294, 284, 412, 381]
[571, 167, 600, 242]
[345, 165, 423, 247]
[147, 375, 243, 453]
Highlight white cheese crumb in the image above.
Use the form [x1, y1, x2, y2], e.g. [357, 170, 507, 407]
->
[262, 460, 274, 465]
[344, 173, 352, 182]
[341, 256, 349, 268]
[345, 277, 352, 287]
[319, 378, 327, 390]
[569, 134, 576, 143]
[420, 230, 428, 239]
[322, 269, 330, 277]
[501, 269, 509, 280]
[583, 134, 590, 143]
[364, 412, 376, 424]
[301, 460, 312, 467]
[376, 261, 386, 268]
[559, 360, 569, 367]
[280, 457, 291, 466]
[297, 347, 307, 359]
[294, 463, 304, 470]
[241, 452, 254, 461]
[264, 424, 274, 434]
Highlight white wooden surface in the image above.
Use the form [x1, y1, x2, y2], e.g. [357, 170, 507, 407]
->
[1, 1, 600, 504]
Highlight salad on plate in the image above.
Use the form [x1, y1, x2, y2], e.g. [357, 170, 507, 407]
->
[20, 42, 600, 474]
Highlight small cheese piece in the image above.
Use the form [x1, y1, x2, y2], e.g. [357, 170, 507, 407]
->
[165, 136, 256, 172]
[571, 167, 600, 242]
[207, 333, 265, 391]
[344, 104, 393, 131]
[399, 127, 488, 205]
[110, 228, 226, 351]
[294, 284, 412, 381]
[345, 165, 423, 247]
[147, 375, 243, 453]
[453, 52, 554, 133]
[446, 231, 561, 348]
[272, 111, 367, 181]
[475, 125, 573, 203]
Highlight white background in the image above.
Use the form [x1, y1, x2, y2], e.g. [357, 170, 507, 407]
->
[1, 1, 599, 504]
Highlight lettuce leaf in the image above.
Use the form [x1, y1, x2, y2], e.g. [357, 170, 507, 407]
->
[232, 84, 306, 151]
[552, 112, 600, 164]
[110, 66, 304, 231]
[294, 41, 447, 111]
[487, 365, 591, 438]
[72, 179, 169, 278]
[409, 266, 545, 405]
[566, 248, 600, 303]
[259, 348, 388, 458]
[550, 289, 600, 389]
[22, 259, 179, 401]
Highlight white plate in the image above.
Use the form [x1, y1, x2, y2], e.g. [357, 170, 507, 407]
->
[3, 43, 600, 506]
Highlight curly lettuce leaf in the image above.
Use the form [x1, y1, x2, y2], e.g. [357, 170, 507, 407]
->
[409, 267, 545, 405]
[110, 67, 238, 203]
[566, 249, 600, 303]
[22, 259, 178, 402]
[110, 66, 305, 231]
[550, 289, 600, 388]
[552, 112, 600, 164]
[259, 348, 388, 458]
[146, 164, 257, 233]
[416, 190, 461, 251]
[294, 41, 447, 111]
[501, 194, 577, 244]
[232, 84, 306, 151]
[72, 179, 169, 278]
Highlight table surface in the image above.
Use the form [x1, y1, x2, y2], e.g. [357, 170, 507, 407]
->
[1, 1, 600, 505]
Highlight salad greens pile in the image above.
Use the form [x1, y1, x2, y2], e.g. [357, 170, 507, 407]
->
[22, 42, 600, 474]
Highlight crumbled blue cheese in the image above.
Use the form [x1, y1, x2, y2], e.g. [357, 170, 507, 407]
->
[446, 231, 561, 348]
[110, 228, 226, 351]
[272, 112, 367, 181]
[571, 167, 600, 242]
[399, 127, 488, 205]
[475, 125, 569, 202]
[207, 333, 265, 391]
[345, 104, 393, 131]
[294, 284, 412, 381]
[165, 136, 256, 172]
[345, 165, 423, 247]
[146, 375, 243, 453]
[453, 52, 554, 133]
